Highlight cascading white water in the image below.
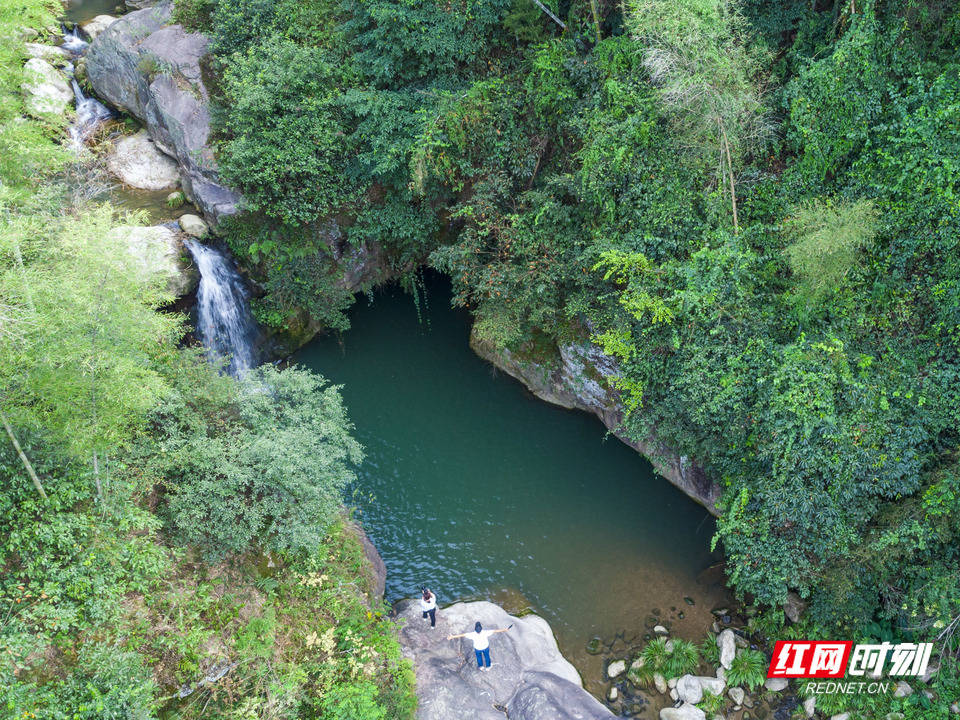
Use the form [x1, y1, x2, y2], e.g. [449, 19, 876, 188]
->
[68, 76, 112, 150]
[61, 27, 88, 54]
[183, 238, 258, 377]
[61, 29, 112, 151]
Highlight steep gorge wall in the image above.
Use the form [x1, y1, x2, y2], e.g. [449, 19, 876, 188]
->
[470, 329, 722, 515]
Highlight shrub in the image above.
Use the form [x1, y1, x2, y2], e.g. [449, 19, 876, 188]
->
[726, 648, 767, 690]
[665, 638, 700, 678]
[144, 361, 363, 558]
[57, 643, 157, 720]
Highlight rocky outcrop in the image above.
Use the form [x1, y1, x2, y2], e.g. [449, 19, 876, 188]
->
[470, 331, 722, 514]
[397, 600, 615, 720]
[107, 130, 181, 190]
[21, 58, 72, 117]
[86, 3, 241, 227]
[108, 224, 199, 298]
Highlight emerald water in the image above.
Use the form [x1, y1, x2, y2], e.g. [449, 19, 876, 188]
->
[295, 277, 728, 694]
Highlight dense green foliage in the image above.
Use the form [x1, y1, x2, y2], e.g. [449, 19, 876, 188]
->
[0, 7, 415, 717]
[201, 0, 960, 678]
[138, 362, 363, 557]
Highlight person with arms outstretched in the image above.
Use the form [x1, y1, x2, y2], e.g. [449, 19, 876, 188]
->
[448, 621, 512, 670]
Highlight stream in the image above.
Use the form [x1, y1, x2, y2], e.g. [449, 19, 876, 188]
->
[295, 276, 730, 697]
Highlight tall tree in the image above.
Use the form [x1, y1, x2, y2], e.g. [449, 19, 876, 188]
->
[625, 0, 770, 231]
[0, 206, 182, 497]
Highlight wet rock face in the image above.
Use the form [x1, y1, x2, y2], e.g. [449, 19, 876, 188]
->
[396, 600, 616, 720]
[469, 331, 722, 514]
[86, 3, 241, 227]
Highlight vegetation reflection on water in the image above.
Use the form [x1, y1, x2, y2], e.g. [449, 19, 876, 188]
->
[295, 276, 728, 694]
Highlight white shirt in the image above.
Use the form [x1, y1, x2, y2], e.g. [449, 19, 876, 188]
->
[465, 630, 493, 651]
[420, 593, 437, 612]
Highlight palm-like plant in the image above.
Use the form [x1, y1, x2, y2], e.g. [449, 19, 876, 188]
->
[726, 648, 766, 690]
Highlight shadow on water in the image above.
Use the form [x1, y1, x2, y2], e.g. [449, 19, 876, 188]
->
[294, 273, 730, 697]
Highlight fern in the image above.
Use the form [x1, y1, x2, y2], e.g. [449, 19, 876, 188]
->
[726, 649, 766, 690]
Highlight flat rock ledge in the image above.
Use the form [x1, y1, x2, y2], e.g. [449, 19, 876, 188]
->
[397, 600, 616, 720]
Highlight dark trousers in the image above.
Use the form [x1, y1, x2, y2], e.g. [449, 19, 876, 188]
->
[422, 608, 436, 627]
[475, 647, 491, 667]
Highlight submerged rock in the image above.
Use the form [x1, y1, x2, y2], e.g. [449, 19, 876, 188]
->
[21, 58, 71, 117]
[396, 600, 615, 720]
[607, 659, 627, 679]
[107, 130, 180, 191]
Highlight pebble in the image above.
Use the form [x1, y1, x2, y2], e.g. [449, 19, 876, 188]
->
[608, 686, 618, 702]
[764, 678, 788, 692]
[654, 625, 669, 635]
[803, 696, 815, 718]
[654, 673, 667, 694]
[684, 596, 695, 606]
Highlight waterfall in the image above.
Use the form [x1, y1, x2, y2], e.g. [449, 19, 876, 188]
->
[61, 30, 111, 151]
[68, 77, 112, 150]
[61, 27, 88, 54]
[183, 239, 258, 377]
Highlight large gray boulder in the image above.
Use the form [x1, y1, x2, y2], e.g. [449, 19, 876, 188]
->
[397, 600, 615, 720]
[107, 130, 181, 190]
[108, 224, 199, 297]
[21, 58, 72, 117]
[86, 3, 240, 226]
